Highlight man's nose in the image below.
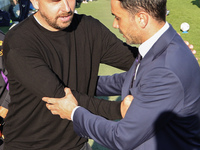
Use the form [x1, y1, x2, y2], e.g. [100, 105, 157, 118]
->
[61, 0, 71, 12]
[113, 19, 119, 29]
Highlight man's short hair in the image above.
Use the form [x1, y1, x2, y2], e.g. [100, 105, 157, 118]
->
[118, 0, 167, 22]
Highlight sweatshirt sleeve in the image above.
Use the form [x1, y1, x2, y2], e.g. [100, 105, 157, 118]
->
[84, 15, 138, 71]
[98, 18, 138, 71]
[72, 90, 122, 120]
[4, 45, 66, 99]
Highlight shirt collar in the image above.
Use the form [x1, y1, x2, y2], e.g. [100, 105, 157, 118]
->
[139, 22, 169, 58]
[33, 15, 42, 26]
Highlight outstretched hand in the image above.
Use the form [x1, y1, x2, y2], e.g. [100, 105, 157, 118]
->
[120, 95, 133, 118]
[184, 41, 197, 58]
[42, 88, 78, 120]
[178, 33, 197, 60]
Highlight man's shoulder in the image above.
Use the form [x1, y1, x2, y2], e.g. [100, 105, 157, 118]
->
[4, 16, 36, 45]
[73, 14, 103, 29]
[6, 15, 34, 37]
[74, 13, 98, 22]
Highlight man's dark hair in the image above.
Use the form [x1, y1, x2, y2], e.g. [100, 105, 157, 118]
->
[118, 0, 167, 22]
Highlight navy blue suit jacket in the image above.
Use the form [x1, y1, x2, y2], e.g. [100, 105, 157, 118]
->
[73, 25, 200, 150]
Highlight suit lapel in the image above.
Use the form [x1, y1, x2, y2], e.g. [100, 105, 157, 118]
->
[121, 60, 137, 99]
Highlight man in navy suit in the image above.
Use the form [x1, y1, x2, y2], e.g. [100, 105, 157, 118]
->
[43, 0, 200, 149]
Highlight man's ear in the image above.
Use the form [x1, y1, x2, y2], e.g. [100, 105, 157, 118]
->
[30, 0, 39, 10]
[136, 12, 148, 28]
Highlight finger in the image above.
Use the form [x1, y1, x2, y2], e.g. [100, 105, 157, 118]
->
[45, 104, 59, 115]
[188, 44, 194, 50]
[51, 110, 59, 115]
[60, 116, 65, 119]
[42, 97, 57, 104]
[125, 95, 134, 101]
[46, 103, 52, 110]
[42, 97, 50, 102]
[192, 50, 196, 55]
[123, 95, 134, 107]
[184, 41, 189, 46]
[60, 115, 69, 120]
[46, 103, 57, 111]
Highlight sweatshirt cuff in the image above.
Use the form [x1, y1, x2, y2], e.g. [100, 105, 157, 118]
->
[109, 101, 122, 120]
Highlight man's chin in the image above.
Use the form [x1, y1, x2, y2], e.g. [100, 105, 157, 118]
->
[125, 39, 136, 45]
[56, 22, 72, 30]
[125, 40, 132, 45]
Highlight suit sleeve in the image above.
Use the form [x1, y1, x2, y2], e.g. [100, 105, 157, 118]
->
[96, 72, 127, 96]
[73, 68, 184, 150]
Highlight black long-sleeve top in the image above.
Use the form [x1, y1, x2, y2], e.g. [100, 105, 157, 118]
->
[3, 14, 138, 149]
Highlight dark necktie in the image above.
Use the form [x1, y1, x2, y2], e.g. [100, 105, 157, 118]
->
[131, 53, 142, 87]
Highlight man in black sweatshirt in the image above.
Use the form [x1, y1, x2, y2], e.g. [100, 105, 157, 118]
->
[2, 0, 137, 149]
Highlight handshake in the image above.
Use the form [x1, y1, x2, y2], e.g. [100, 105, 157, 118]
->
[42, 88, 133, 120]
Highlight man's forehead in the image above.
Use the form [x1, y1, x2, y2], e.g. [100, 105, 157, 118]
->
[111, 0, 120, 5]
[111, 0, 124, 11]
[111, 0, 125, 15]
[111, 0, 120, 10]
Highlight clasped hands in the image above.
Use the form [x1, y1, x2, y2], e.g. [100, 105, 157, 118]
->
[42, 88, 133, 120]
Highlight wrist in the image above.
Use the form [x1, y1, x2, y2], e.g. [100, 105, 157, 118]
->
[71, 106, 80, 121]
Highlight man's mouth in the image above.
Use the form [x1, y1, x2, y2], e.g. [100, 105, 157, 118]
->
[58, 13, 73, 22]
[59, 15, 71, 21]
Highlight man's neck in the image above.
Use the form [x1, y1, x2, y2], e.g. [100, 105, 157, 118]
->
[33, 12, 60, 32]
[139, 21, 169, 58]
[142, 20, 166, 43]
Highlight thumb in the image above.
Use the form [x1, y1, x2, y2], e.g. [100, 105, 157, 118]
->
[123, 95, 133, 106]
[64, 87, 72, 96]
[124, 95, 133, 102]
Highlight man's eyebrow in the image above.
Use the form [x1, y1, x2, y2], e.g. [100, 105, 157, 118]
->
[111, 13, 115, 16]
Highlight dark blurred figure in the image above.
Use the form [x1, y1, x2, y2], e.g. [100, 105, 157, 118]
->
[18, 0, 30, 22]
[0, 30, 9, 150]
[9, 0, 30, 22]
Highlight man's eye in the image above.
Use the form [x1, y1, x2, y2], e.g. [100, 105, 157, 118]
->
[52, 0, 60, 2]
[115, 16, 119, 20]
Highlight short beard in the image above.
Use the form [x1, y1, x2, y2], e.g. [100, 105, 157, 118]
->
[40, 11, 73, 30]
